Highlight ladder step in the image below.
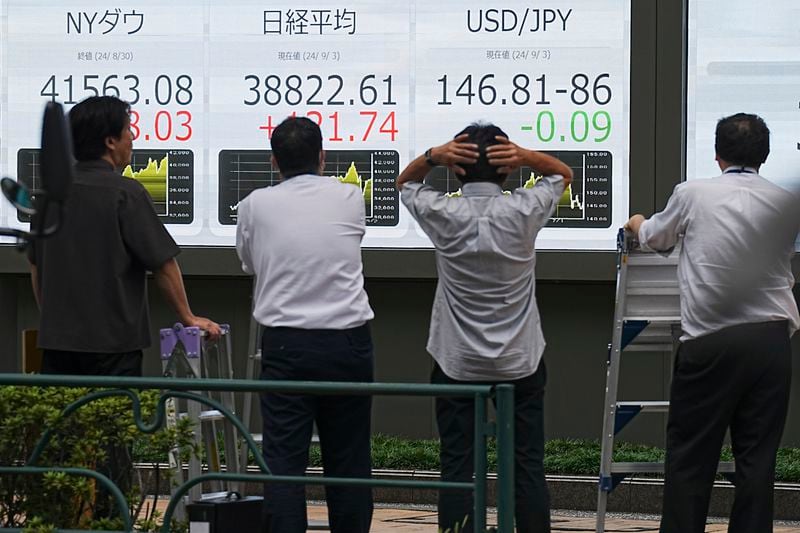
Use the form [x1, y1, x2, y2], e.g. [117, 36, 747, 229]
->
[610, 461, 735, 474]
[626, 287, 680, 296]
[624, 344, 676, 352]
[628, 275, 679, 289]
[623, 316, 681, 323]
[621, 324, 678, 350]
[626, 255, 680, 266]
[616, 401, 669, 412]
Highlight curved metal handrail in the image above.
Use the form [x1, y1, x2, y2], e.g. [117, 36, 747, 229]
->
[0, 374, 514, 533]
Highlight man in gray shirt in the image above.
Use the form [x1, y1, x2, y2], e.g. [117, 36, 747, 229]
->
[397, 123, 572, 533]
[626, 113, 799, 533]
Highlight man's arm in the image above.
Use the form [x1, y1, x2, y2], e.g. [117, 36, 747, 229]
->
[235, 201, 254, 275]
[625, 186, 686, 252]
[154, 257, 222, 340]
[396, 134, 479, 190]
[29, 263, 40, 309]
[486, 136, 573, 185]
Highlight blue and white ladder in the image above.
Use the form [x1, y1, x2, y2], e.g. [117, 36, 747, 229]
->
[595, 231, 734, 532]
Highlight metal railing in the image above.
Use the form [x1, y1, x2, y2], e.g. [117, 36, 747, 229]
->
[0, 373, 515, 533]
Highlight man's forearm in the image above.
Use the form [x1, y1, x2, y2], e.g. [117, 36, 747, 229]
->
[153, 258, 222, 339]
[396, 154, 430, 190]
[29, 264, 40, 309]
[154, 257, 194, 324]
[524, 151, 573, 184]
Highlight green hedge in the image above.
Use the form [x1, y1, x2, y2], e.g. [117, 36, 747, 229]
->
[0, 386, 192, 531]
[308, 435, 800, 482]
[134, 432, 800, 482]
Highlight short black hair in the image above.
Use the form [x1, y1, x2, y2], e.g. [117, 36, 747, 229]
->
[715, 113, 770, 168]
[271, 117, 323, 178]
[68, 96, 131, 161]
[454, 123, 508, 184]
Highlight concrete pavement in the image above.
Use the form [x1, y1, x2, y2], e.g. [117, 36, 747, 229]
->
[306, 503, 800, 532]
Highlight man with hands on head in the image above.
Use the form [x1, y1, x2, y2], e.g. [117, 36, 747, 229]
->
[397, 123, 572, 533]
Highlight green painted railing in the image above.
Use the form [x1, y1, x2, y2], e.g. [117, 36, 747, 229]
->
[0, 374, 515, 533]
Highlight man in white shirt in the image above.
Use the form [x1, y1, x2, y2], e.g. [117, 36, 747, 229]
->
[397, 123, 573, 533]
[236, 117, 375, 533]
[626, 113, 800, 533]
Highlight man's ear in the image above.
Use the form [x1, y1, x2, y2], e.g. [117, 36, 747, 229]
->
[271, 154, 283, 180]
[105, 135, 116, 152]
[319, 150, 326, 174]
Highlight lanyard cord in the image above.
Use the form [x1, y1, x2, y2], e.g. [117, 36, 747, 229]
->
[723, 166, 756, 174]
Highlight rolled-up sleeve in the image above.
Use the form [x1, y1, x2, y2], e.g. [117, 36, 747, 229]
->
[639, 183, 688, 253]
[400, 182, 449, 243]
[400, 182, 439, 219]
[514, 174, 565, 229]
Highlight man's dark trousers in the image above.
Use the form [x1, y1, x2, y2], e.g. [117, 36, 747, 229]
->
[660, 320, 792, 533]
[41, 349, 143, 376]
[432, 361, 550, 533]
[259, 323, 374, 533]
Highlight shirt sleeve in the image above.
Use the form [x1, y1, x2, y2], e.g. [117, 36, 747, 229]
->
[515, 174, 566, 229]
[400, 182, 449, 245]
[639, 183, 688, 253]
[119, 186, 180, 271]
[400, 182, 437, 218]
[235, 197, 254, 275]
[351, 182, 367, 234]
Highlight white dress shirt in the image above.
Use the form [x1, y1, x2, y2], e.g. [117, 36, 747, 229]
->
[236, 174, 374, 330]
[401, 176, 565, 381]
[639, 167, 800, 340]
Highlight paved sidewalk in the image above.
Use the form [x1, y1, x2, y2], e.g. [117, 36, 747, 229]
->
[307, 503, 800, 532]
[146, 498, 800, 531]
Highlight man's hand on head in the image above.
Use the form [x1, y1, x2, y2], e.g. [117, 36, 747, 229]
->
[488, 137, 573, 183]
[486, 136, 528, 175]
[396, 134, 478, 190]
[430, 134, 480, 176]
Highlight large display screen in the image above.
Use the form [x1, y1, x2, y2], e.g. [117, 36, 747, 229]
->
[687, 0, 800, 196]
[0, 0, 630, 249]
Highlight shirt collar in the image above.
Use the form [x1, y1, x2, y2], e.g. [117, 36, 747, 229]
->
[75, 159, 116, 172]
[280, 173, 321, 183]
[722, 166, 758, 175]
[461, 182, 504, 197]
